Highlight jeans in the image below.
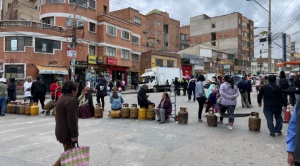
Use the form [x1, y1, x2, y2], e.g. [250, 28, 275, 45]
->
[240, 91, 250, 107]
[196, 96, 206, 120]
[263, 106, 283, 134]
[295, 94, 300, 105]
[219, 105, 236, 123]
[0, 96, 7, 115]
[155, 108, 166, 122]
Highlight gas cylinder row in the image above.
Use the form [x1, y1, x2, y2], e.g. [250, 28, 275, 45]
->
[108, 103, 157, 120]
[6, 102, 39, 116]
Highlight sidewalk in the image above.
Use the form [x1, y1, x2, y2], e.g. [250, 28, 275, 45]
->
[16, 88, 138, 100]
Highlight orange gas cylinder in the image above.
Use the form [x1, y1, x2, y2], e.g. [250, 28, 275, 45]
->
[30, 102, 39, 116]
[283, 108, 291, 123]
[138, 107, 147, 120]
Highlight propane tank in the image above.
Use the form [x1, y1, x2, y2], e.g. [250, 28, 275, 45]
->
[15, 103, 21, 114]
[121, 103, 130, 118]
[108, 110, 121, 118]
[130, 104, 138, 119]
[19, 103, 25, 115]
[94, 103, 103, 118]
[178, 107, 188, 124]
[207, 110, 217, 127]
[138, 107, 147, 120]
[6, 102, 12, 113]
[25, 103, 32, 115]
[248, 112, 261, 131]
[146, 104, 155, 120]
[10, 102, 17, 114]
[30, 102, 39, 116]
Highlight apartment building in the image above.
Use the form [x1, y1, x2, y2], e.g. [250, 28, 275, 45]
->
[179, 25, 190, 50]
[190, 12, 254, 74]
[2, 0, 40, 21]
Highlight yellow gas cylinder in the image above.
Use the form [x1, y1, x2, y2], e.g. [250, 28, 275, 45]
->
[138, 107, 147, 120]
[108, 110, 121, 118]
[15, 103, 21, 114]
[30, 102, 39, 116]
[147, 103, 155, 120]
[25, 103, 32, 115]
[121, 103, 130, 119]
[130, 104, 138, 119]
[94, 104, 103, 118]
[10, 102, 17, 114]
[6, 102, 12, 113]
[19, 104, 25, 115]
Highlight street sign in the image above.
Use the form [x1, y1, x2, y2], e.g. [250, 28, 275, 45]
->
[67, 47, 77, 58]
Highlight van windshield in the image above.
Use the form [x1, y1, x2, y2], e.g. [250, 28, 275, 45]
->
[141, 76, 150, 83]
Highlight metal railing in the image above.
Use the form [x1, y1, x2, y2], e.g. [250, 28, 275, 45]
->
[0, 21, 65, 33]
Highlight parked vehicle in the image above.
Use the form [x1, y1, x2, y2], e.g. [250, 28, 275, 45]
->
[138, 67, 182, 92]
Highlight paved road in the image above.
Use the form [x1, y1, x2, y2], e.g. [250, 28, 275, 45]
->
[0, 90, 288, 166]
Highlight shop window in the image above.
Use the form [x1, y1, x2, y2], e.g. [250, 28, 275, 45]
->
[121, 30, 130, 40]
[4, 64, 25, 79]
[89, 22, 96, 32]
[132, 36, 139, 44]
[5, 36, 32, 51]
[132, 53, 139, 62]
[121, 50, 130, 59]
[35, 38, 61, 53]
[42, 17, 54, 25]
[89, 45, 95, 55]
[106, 47, 116, 57]
[155, 59, 163, 67]
[167, 60, 174, 67]
[106, 25, 116, 36]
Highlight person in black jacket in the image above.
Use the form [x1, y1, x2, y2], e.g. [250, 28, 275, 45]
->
[95, 74, 107, 111]
[294, 74, 300, 102]
[137, 85, 153, 109]
[257, 75, 287, 137]
[187, 76, 196, 101]
[181, 77, 188, 96]
[31, 75, 46, 112]
[7, 77, 16, 102]
[174, 77, 180, 96]
[74, 74, 84, 99]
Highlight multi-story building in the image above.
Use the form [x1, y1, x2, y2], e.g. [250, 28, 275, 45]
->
[2, 0, 40, 21]
[179, 25, 190, 50]
[111, 8, 180, 53]
[190, 12, 254, 74]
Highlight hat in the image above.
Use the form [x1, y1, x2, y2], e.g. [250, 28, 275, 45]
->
[209, 78, 216, 83]
[0, 78, 6, 83]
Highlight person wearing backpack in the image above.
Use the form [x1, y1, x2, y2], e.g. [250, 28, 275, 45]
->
[110, 86, 124, 110]
[276, 71, 291, 105]
[237, 76, 251, 108]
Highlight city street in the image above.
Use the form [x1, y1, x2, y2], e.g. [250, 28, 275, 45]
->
[0, 90, 288, 166]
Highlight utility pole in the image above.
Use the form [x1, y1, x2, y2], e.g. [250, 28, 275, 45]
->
[70, 1, 77, 81]
[267, 0, 272, 72]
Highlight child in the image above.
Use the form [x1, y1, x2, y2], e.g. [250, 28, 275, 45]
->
[207, 87, 220, 117]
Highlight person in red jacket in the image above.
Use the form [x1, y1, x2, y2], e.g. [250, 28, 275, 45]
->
[50, 78, 62, 101]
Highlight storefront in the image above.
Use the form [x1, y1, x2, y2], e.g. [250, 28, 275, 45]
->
[36, 65, 68, 91]
[106, 57, 129, 84]
[73, 61, 88, 83]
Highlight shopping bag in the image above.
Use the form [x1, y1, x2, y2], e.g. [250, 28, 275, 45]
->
[60, 143, 90, 166]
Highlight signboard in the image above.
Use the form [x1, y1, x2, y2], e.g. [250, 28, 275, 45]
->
[194, 65, 204, 70]
[88, 55, 96, 64]
[67, 47, 77, 58]
[70, 61, 87, 68]
[106, 57, 117, 65]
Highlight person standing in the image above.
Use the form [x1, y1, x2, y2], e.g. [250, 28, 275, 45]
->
[181, 77, 188, 96]
[7, 77, 16, 102]
[187, 76, 196, 102]
[108, 81, 114, 93]
[246, 75, 253, 107]
[0, 78, 7, 116]
[195, 74, 206, 122]
[258, 75, 287, 137]
[205, 78, 218, 115]
[289, 73, 296, 107]
[74, 74, 84, 99]
[53, 81, 79, 166]
[237, 76, 251, 108]
[174, 77, 180, 96]
[23, 76, 33, 102]
[31, 75, 46, 111]
[294, 74, 300, 102]
[219, 75, 239, 130]
[277, 70, 291, 105]
[95, 74, 107, 111]
[50, 78, 62, 102]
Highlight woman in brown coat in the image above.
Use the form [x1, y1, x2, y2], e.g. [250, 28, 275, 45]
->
[53, 81, 79, 166]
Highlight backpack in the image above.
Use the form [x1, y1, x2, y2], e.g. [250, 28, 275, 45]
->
[279, 78, 289, 90]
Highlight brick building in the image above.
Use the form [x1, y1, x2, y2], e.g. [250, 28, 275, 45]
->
[179, 25, 190, 50]
[2, 0, 40, 21]
[190, 12, 254, 74]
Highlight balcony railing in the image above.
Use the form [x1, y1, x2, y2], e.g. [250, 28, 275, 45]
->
[0, 21, 65, 33]
[46, 0, 65, 4]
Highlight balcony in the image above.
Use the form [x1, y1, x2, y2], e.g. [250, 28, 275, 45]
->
[46, 0, 64, 4]
[0, 21, 65, 33]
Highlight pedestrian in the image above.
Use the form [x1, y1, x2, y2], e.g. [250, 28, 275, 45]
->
[95, 74, 107, 111]
[255, 76, 261, 93]
[86, 80, 90, 89]
[108, 81, 114, 92]
[205, 78, 218, 115]
[74, 74, 84, 99]
[294, 74, 300, 102]
[289, 73, 296, 107]
[207, 87, 220, 117]
[237, 76, 251, 108]
[258, 75, 287, 137]
[109, 86, 124, 110]
[137, 85, 154, 109]
[277, 70, 291, 105]
[50, 78, 62, 102]
[78, 87, 94, 117]
[0, 78, 7, 116]
[53, 81, 79, 166]
[219, 75, 239, 130]
[181, 77, 188, 96]
[246, 75, 253, 107]
[31, 75, 46, 113]
[23, 76, 33, 103]
[133, 79, 138, 91]
[187, 75, 196, 102]
[7, 77, 16, 102]
[195, 74, 206, 122]
[174, 77, 180, 96]
[156, 92, 172, 124]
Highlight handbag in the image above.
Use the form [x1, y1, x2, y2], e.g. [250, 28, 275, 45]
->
[60, 143, 90, 166]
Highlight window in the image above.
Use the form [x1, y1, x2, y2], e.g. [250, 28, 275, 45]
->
[157, 31, 161, 35]
[157, 40, 161, 44]
[165, 42, 168, 46]
[89, 22, 96, 32]
[46, 0, 64, 4]
[242, 21, 248, 28]
[155, 59, 163, 67]
[212, 23, 216, 28]
[35, 38, 61, 53]
[121, 50, 130, 59]
[239, 28, 242, 35]
[239, 18, 241, 24]
[239, 39, 242, 45]
[132, 36, 139, 44]
[134, 16, 141, 24]
[89, 45, 95, 55]
[121, 30, 130, 40]
[157, 21, 161, 26]
[5, 64, 25, 79]
[132, 53, 139, 62]
[106, 25, 116, 36]
[5, 37, 32, 51]
[42, 17, 54, 25]
[103, 5, 107, 15]
[243, 32, 248, 38]
[106, 47, 116, 57]
[69, 0, 87, 8]
[147, 42, 154, 47]
[88, 0, 95, 9]
[180, 34, 186, 40]
[167, 60, 174, 67]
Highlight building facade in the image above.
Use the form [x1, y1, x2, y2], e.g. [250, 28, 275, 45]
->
[190, 12, 254, 74]
[2, 0, 40, 21]
[179, 25, 190, 50]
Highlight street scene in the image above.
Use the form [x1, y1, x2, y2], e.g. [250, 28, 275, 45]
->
[0, 90, 288, 166]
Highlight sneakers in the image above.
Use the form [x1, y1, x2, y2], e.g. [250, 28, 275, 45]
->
[270, 133, 275, 137]
[156, 119, 161, 122]
[214, 113, 221, 117]
[159, 121, 165, 124]
[218, 120, 223, 124]
[276, 132, 282, 135]
[204, 112, 208, 116]
[227, 125, 233, 130]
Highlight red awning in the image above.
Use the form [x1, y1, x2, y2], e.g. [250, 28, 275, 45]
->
[276, 61, 300, 67]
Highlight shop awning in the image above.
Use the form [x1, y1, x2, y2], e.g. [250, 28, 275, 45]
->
[36, 66, 68, 75]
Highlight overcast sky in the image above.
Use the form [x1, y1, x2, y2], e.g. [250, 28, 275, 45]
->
[110, 0, 300, 42]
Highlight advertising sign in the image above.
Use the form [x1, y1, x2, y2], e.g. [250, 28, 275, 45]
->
[106, 57, 117, 65]
[67, 47, 76, 58]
